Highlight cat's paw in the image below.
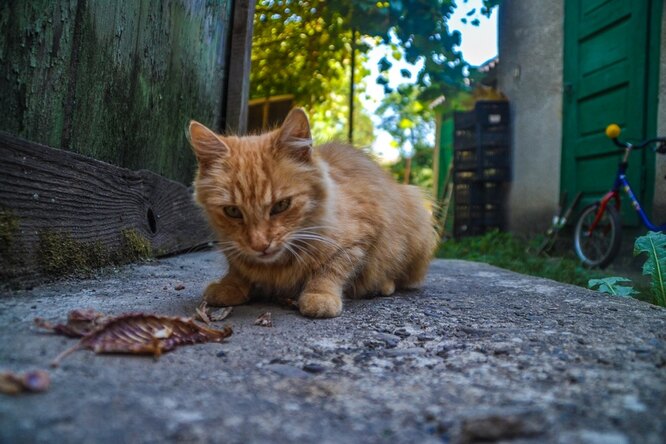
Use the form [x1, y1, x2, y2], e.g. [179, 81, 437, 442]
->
[203, 279, 250, 306]
[299, 291, 342, 318]
[380, 280, 395, 296]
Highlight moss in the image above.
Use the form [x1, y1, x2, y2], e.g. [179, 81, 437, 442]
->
[119, 229, 153, 262]
[0, 207, 20, 256]
[37, 229, 153, 276]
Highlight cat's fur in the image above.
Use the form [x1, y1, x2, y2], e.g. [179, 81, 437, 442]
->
[188, 108, 437, 318]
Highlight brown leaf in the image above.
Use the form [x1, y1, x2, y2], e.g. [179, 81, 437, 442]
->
[195, 301, 211, 324]
[0, 370, 50, 395]
[254, 312, 273, 327]
[50, 312, 233, 367]
[209, 306, 233, 322]
[195, 302, 233, 324]
[35, 308, 106, 337]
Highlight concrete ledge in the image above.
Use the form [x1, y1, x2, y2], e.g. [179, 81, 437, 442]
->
[1, 252, 665, 443]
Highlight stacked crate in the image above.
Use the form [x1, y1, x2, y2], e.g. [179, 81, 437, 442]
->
[453, 101, 510, 238]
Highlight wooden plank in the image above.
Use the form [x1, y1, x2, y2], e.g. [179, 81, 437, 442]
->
[223, 0, 256, 134]
[0, 132, 213, 287]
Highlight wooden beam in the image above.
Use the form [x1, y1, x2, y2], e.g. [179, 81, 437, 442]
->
[0, 132, 214, 287]
[224, 0, 256, 134]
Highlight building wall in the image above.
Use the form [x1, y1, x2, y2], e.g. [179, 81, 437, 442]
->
[656, 11, 666, 223]
[496, 0, 565, 233]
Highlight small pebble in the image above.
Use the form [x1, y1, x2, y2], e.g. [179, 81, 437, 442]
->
[174, 284, 185, 291]
[216, 350, 226, 358]
[302, 363, 325, 374]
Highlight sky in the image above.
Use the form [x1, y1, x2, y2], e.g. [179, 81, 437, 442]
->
[364, 0, 498, 162]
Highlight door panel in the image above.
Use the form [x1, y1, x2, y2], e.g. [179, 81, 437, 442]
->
[562, 0, 651, 225]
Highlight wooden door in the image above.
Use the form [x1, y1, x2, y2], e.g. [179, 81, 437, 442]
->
[561, 0, 661, 224]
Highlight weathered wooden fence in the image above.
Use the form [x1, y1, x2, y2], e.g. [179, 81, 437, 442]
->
[0, 0, 254, 287]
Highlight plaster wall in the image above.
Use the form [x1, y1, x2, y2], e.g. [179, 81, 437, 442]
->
[496, 1, 564, 233]
[655, 11, 666, 223]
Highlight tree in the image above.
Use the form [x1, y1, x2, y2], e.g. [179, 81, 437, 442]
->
[251, 0, 501, 106]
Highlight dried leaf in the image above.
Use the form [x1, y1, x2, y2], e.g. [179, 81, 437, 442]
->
[195, 301, 211, 324]
[49, 312, 232, 367]
[195, 302, 232, 324]
[35, 308, 106, 337]
[209, 306, 233, 322]
[254, 312, 273, 327]
[0, 370, 50, 395]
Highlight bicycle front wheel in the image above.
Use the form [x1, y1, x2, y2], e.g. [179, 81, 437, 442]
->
[573, 203, 622, 268]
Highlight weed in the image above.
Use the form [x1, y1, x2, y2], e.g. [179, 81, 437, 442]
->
[436, 230, 601, 287]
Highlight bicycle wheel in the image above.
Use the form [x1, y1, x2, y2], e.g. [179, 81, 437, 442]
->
[574, 203, 622, 268]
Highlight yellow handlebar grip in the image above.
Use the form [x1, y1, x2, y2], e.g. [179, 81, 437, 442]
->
[606, 123, 621, 139]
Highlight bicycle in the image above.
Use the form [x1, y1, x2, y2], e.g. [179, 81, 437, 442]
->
[573, 124, 666, 268]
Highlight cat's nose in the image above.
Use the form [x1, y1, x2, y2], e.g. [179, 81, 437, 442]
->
[250, 240, 271, 254]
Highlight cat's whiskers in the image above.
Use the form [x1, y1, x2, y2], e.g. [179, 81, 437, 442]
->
[285, 239, 322, 267]
[288, 231, 353, 266]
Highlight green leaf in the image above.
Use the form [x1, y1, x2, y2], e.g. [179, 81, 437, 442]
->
[400, 68, 411, 79]
[588, 277, 637, 298]
[634, 231, 666, 306]
[378, 56, 392, 72]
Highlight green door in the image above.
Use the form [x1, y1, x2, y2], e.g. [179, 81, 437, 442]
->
[562, 0, 661, 224]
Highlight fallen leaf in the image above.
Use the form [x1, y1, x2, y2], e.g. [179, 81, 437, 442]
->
[254, 312, 273, 327]
[34, 308, 106, 337]
[195, 302, 233, 324]
[0, 370, 50, 395]
[195, 301, 211, 324]
[43, 311, 232, 367]
[209, 306, 233, 322]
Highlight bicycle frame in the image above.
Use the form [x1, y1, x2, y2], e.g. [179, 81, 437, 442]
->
[589, 147, 666, 233]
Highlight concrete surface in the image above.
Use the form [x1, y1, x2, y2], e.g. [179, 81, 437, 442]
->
[1, 251, 665, 444]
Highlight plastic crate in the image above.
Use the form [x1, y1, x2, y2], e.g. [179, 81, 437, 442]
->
[454, 130, 509, 150]
[454, 101, 509, 131]
[454, 167, 510, 183]
[454, 204, 485, 223]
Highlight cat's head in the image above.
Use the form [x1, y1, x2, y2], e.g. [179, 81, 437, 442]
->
[188, 108, 329, 265]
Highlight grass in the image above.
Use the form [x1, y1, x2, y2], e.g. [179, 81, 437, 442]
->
[436, 230, 603, 287]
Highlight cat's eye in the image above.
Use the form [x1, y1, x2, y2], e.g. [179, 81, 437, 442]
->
[270, 198, 291, 215]
[223, 206, 243, 219]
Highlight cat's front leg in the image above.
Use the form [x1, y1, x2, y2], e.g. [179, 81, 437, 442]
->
[203, 269, 251, 306]
[299, 275, 344, 318]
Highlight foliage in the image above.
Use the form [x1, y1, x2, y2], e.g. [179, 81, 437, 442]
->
[436, 230, 602, 287]
[389, 143, 433, 189]
[588, 277, 638, 298]
[633, 231, 666, 306]
[251, 0, 502, 108]
[377, 84, 434, 149]
[585, 231, 666, 307]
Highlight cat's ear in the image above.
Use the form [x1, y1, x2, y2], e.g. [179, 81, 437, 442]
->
[187, 120, 230, 167]
[276, 108, 312, 161]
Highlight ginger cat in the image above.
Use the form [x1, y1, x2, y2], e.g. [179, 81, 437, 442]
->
[188, 108, 437, 318]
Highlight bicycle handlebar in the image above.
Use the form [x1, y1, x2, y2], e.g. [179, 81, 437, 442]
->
[605, 123, 666, 153]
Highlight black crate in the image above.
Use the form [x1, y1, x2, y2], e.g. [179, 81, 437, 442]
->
[454, 182, 504, 205]
[482, 167, 510, 182]
[453, 130, 508, 150]
[454, 146, 509, 170]
[453, 167, 510, 183]
[454, 101, 509, 131]
[454, 204, 485, 223]
[474, 101, 509, 129]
